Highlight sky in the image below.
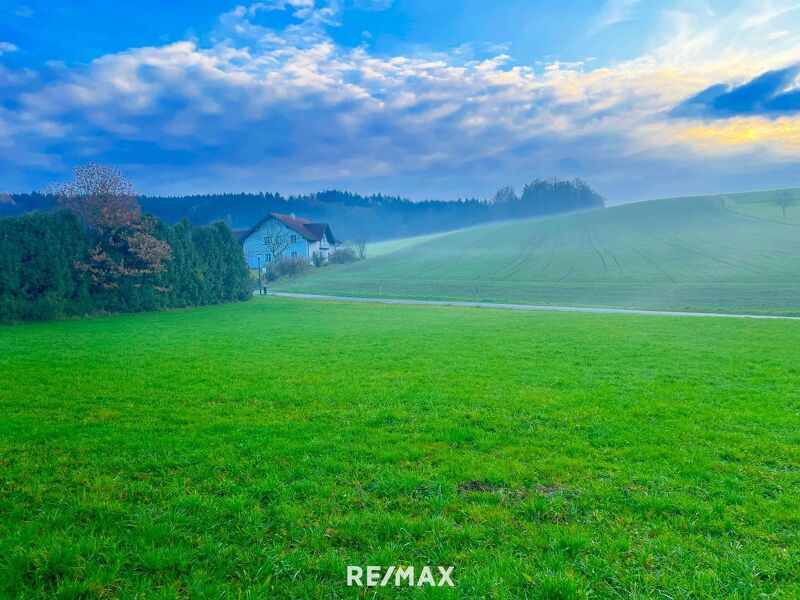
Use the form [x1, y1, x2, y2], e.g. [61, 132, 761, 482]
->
[1, 1, 800, 202]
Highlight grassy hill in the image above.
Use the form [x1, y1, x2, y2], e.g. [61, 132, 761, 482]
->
[720, 188, 800, 224]
[2, 298, 799, 597]
[272, 190, 800, 315]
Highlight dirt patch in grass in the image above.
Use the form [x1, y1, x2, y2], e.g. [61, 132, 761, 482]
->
[457, 480, 496, 493]
[535, 483, 565, 496]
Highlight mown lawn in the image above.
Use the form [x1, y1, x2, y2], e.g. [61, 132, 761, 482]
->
[1, 298, 799, 598]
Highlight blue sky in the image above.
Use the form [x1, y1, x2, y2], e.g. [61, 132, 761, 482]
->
[2, 1, 800, 201]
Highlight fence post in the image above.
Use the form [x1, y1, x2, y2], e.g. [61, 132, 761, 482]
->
[257, 256, 263, 295]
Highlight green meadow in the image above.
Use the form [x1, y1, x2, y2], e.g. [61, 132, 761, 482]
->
[1, 298, 799, 598]
[272, 191, 800, 315]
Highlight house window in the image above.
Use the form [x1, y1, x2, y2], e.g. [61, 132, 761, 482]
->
[290, 234, 297, 243]
[291, 251, 298, 259]
[265, 253, 271, 263]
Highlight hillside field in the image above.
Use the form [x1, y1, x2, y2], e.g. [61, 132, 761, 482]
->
[272, 191, 800, 315]
[1, 298, 799, 597]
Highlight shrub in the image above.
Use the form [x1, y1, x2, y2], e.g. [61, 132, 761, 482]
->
[274, 256, 308, 277]
[329, 247, 359, 264]
[311, 252, 325, 267]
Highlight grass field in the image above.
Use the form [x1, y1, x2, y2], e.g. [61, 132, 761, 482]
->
[721, 189, 800, 225]
[1, 298, 799, 597]
[273, 191, 800, 315]
[369, 231, 456, 257]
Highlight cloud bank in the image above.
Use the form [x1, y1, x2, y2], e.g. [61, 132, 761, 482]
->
[674, 65, 800, 118]
[1, 1, 800, 200]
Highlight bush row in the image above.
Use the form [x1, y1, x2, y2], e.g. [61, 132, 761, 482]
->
[266, 247, 360, 282]
[0, 211, 251, 322]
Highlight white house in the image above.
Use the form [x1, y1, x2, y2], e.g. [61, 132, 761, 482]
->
[238, 212, 340, 268]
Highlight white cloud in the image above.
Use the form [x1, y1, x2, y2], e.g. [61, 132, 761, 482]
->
[14, 5, 33, 18]
[741, 1, 800, 28]
[352, 0, 394, 10]
[2, 0, 800, 198]
[767, 29, 790, 39]
[590, 0, 640, 34]
[0, 42, 19, 55]
[654, 2, 800, 71]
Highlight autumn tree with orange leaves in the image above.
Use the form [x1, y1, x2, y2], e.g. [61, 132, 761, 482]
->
[50, 163, 172, 289]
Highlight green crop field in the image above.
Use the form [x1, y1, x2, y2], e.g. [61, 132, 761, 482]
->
[1, 298, 799, 598]
[720, 189, 800, 225]
[369, 231, 456, 257]
[272, 191, 800, 315]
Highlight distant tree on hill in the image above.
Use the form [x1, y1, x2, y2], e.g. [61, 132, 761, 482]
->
[0, 192, 14, 206]
[49, 163, 172, 290]
[355, 238, 367, 260]
[515, 178, 605, 217]
[259, 219, 293, 265]
[491, 185, 518, 204]
[774, 191, 797, 220]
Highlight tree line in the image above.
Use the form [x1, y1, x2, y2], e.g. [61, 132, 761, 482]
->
[0, 164, 250, 322]
[3, 178, 606, 241]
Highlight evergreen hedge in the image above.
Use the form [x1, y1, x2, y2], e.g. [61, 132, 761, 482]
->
[0, 212, 250, 322]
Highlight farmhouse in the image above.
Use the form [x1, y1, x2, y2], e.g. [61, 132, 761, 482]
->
[238, 212, 340, 268]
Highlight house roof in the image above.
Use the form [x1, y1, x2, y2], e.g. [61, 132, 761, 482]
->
[302, 222, 328, 241]
[238, 212, 336, 244]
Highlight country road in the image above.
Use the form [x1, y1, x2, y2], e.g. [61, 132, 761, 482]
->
[261, 291, 800, 321]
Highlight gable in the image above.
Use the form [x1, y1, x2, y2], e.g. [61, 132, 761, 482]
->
[239, 212, 336, 245]
[242, 218, 305, 246]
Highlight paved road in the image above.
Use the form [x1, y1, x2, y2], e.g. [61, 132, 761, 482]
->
[261, 291, 800, 321]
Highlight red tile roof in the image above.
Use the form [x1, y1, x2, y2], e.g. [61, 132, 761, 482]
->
[238, 212, 336, 244]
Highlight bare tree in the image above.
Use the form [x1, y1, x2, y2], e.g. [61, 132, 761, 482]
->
[774, 190, 797, 220]
[259, 219, 293, 264]
[48, 163, 171, 289]
[491, 185, 517, 204]
[354, 238, 367, 260]
[51, 163, 141, 231]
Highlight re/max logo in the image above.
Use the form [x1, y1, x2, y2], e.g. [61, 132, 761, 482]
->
[347, 566, 455, 587]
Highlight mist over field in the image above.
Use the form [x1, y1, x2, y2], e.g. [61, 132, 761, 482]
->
[272, 190, 800, 315]
[1, 178, 606, 241]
